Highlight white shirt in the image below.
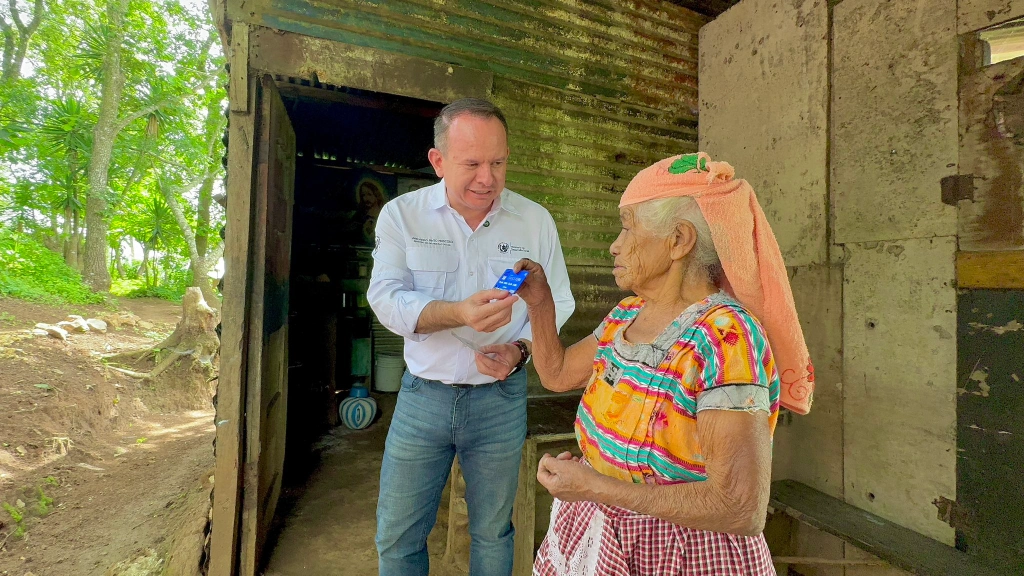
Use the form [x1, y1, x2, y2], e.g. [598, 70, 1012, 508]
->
[368, 180, 576, 385]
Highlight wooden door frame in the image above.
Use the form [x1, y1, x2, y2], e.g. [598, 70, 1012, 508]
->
[210, 25, 493, 576]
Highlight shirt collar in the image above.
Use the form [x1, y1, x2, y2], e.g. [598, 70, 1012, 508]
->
[427, 179, 520, 216]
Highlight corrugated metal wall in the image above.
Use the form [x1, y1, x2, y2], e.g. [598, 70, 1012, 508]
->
[240, 0, 704, 383]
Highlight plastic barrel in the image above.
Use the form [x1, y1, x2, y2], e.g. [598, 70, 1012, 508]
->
[374, 353, 405, 392]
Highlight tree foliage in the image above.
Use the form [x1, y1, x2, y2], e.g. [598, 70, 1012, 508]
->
[0, 0, 226, 303]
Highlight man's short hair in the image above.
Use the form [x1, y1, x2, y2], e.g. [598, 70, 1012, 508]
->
[433, 98, 509, 153]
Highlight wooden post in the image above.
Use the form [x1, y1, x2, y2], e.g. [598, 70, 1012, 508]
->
[209, 68, 257, 576]
[443, 457, 470, 572]
[512, 438, 538, 576]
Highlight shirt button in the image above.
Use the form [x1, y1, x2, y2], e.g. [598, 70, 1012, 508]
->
[469, 272, 474, 276]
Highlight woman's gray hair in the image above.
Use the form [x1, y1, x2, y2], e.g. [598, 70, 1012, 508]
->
[633, 197, 723, 283]
[434, 98, 508, 153]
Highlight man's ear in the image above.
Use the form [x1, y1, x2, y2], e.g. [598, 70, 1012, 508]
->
[669, 221, 698, 262]
[428, 148, 445, 178]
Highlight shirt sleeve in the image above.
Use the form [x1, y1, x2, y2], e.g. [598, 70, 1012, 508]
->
[694, 306, 773, 394]
[366, 203, 432, 342]
[517, 210, 576, 342]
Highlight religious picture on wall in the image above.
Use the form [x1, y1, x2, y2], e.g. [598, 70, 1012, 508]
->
[340, 169, 395, 247]
[356, 177, 387, 246]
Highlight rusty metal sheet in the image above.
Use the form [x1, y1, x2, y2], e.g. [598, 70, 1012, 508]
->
[698, 0, 829, 267]
[832, 0, 958, 243]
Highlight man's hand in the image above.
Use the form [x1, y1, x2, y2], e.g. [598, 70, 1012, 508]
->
[537, 452, 602, 503]
[475, 343, 521, 380]
[457, 288, 518, 333]
[512, 259, 554, 309]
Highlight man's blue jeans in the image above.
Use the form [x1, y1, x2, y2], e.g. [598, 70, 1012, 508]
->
[376, 370, 528, 576]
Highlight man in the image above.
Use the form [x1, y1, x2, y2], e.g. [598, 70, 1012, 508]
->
[368, 98, 575, 576]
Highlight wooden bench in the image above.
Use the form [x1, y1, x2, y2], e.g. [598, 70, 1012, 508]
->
[770, 480, 1006, 576]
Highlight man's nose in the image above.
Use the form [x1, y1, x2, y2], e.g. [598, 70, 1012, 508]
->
[476, 165, 494, 187]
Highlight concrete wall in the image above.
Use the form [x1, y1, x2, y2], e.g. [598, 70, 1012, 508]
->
[701, 0, 966, 569]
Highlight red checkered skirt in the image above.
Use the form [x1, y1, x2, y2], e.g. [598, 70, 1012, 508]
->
[533, 498, 776, 576]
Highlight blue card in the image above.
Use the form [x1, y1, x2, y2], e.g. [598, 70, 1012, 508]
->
[495, 269, 529, 293]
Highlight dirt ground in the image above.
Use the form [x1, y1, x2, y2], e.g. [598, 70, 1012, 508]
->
[264, 394, 463, 576]
[0, 296, 216, 576]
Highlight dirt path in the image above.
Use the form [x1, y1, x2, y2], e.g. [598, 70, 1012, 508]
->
[0, 297, 216, 576]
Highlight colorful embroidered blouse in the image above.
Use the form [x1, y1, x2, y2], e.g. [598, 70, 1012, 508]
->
[575, 292, 781, 484]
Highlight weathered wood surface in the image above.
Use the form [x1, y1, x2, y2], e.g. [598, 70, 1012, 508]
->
[958, 35, 1024, 252]
[248, 26, 493, 104]
[228, 24, 248, 113]
[770, 480, 1005, 576]
[958, 0, 1024, 34]
[956, 290, 1024, 574]
[957, 250, 1024, 288]
[238, 75, 296, 576]
[209, 72, 258, 576]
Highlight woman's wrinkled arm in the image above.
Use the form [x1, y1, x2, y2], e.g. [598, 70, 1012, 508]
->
[514, 258, 597, 392]
[580, 410, 772, 536]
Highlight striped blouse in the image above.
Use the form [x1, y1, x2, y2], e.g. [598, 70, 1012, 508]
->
[575, 292, 781, 484]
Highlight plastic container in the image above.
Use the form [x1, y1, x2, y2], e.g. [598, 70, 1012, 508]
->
[339, 385, 377, 429]
[374, 353, 405, 392]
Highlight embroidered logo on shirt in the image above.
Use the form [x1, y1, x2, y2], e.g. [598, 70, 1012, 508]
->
[498, 242, 510, 253]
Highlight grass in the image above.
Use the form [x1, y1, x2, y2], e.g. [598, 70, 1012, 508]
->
[110, 277, 186, 303]
[0, 226, 104, 306]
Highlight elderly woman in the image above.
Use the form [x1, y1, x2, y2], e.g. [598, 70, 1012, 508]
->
[480, 153, 814, 575]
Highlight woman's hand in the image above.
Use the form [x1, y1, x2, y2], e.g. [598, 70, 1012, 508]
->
[537, 452, 603, 502]
[513, 258, 554, 309]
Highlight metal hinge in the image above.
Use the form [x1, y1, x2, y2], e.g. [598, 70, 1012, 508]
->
[941, 174, 975, 206]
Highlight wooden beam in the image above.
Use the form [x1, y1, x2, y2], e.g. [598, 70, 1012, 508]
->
[209, 72, 258, 576]
[772, 556, 887, 566]
[770, 480, 1005, 576]
[956, 250, 1024, 289]
[229, 24, 249, 113]
[248, 26, 492, 104]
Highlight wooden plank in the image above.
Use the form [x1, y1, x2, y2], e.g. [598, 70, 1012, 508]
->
[770, 480, 1005, 576]
[512, 438, 537, 576]
[249, 26, 492, 104]
[956, 290, 1024, 573]
[772, 556, 887, 566]
[229, 24, 249, 113]
[443, 458, 469, 572]
[957, 250, 1024, 288]
[957, 36, 1024, 252]
[209, 72, 259, 576]
[238, 75, 296, 576]
[958, 0, 1024, 33]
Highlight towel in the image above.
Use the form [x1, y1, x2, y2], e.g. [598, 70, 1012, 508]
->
[620, 152, 813, 414]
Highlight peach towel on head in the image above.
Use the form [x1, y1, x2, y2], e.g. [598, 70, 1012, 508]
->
[620, 152, 814, 414]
